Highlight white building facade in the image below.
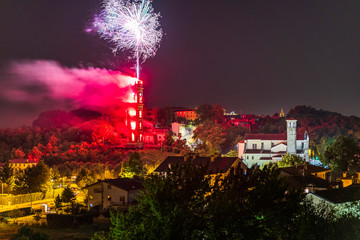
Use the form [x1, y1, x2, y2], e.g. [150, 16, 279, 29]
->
[238, 119, 309, 167]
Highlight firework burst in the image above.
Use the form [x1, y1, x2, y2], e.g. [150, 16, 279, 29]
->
[94, 0, 163, 79]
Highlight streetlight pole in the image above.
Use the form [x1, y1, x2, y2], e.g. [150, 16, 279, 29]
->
[1, 182, 3, 209]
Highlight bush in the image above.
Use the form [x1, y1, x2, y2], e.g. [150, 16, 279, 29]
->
[10, 225, 49, 240]
[46, 213, 93, 228]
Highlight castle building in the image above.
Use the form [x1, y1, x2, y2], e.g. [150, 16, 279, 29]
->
[238, 119, 309, 167]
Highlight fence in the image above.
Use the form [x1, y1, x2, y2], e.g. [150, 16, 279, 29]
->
[0, 188, 63, 206]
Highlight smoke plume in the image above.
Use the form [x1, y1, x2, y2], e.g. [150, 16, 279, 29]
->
[0, 60, 137, 128]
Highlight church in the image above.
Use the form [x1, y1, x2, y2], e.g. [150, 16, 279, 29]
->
[238, 119, 309, 167]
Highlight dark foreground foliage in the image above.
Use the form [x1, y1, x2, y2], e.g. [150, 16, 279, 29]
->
[92, 163, 360, 240]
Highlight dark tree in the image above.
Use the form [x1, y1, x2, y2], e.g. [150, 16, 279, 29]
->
[195, 104, 214, 124]
[156, 107, 174, 126]
[0, 160, 14, 192]
[15, 161, 50, 193]
[323, 135, 360, 171]
[106, 162, 211, 240]
[61, 186, 76, 204]
[163, 130, 174, 147]
[121, 152, 145, 178]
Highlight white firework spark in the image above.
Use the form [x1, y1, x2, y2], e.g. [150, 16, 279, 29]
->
[95, 0, 163, 79]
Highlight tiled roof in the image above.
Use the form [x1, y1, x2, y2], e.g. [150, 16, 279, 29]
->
[104, 178, 143, 191]
[244, 134, 287, 140]
[244, 149, 262, 154]
[281, 165, 330, 176]
[85, 178, 143, 191]
[153, 156, 245, 174]
[314, 185, 360, 203]
[273, 141, 287, 147]
[285, 175, 330, 189]
[244, 133, 306, 141]
[9, 158, 37, 164]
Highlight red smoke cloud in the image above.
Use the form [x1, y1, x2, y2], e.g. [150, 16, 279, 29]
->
[0, 60, 138, 127]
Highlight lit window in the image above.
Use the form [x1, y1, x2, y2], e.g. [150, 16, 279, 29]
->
[139, 111, 142, 118]
[132, 133, 135, 141]
[89, 195, 93, 200]
[107, 195, 112, 201]
[129, 109, 136, 117]
[131, 121, 136, 130]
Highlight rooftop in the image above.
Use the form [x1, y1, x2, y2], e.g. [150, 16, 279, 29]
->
[314, 185, 360, 204]
[154, 156, 246, 174]
[86, 178, 143, 191]
[9, 158, 37, 164]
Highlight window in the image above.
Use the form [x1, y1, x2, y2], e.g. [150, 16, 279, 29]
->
[107, 184, 111, 190]
[252, 156, 254, 160]
[107, 195, 112, 201]
[120, 196, 125, 204]
[271, 142, 274, 147]
[89, 195, 93, 200]
[252, 144, 257, 149]
[247, 156, 249, 160]
[261, 143, 264, 149]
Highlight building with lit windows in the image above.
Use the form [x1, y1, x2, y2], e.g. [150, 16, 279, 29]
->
[9, 158, 37, 173]
[85, 178, 143, 211]
[173, 107, 197, 121]
[238, 119, 310, 167]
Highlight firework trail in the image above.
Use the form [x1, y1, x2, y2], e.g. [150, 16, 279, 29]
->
[94, 0, 163, 79]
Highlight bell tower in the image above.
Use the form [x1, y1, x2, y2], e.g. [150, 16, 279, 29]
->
[286, 119, 297, 154]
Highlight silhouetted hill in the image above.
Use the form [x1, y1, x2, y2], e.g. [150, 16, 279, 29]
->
[287, 105, 360, 156]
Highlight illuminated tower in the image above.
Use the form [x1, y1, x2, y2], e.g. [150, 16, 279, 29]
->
[280, 108, 285, 118]
[126, 79, 144, 144]
[286, 119, 297, 154]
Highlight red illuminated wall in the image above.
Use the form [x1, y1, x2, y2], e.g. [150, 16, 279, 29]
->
[126, 79, 144, 143]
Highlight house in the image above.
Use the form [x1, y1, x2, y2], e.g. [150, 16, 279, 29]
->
[9, 158, 38, 173]
[306, 185, 360, 219]
[280, 164, 331, 180]
[172, 107, 197, 121]
[238, 119, 309, 167]
[338, 165, 360, 187]
[280, 165, 332, 192]
[153, 155, 247, 184]
[85, 178, 143, 210]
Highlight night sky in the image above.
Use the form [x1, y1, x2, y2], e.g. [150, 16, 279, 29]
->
[1, 0, 360, 127]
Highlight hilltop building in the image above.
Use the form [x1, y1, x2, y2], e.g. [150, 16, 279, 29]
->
[172, 107, 197, 121]
[238, 119, 309, 167]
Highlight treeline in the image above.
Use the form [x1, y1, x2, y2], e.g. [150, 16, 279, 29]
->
[93, 163, 360, 240]
[287, 105, 360, 157]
